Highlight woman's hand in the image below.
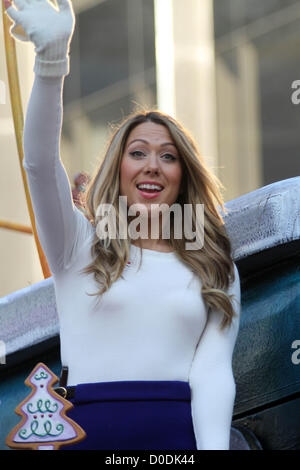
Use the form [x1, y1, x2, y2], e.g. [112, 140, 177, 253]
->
[4, 0, 75, 52]
[4, 0, 76, 76]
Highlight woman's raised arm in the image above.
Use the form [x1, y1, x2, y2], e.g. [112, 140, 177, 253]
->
[5, 0, 94, 274]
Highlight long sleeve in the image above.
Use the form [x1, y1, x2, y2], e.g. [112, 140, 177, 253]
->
[188, 263, 241, 450]
[23, 73, 93, 275]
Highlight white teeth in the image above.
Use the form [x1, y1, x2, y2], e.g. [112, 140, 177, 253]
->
[137, 184, 163, 191]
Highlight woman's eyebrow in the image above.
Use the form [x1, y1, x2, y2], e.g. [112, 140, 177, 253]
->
[127, 139, 177, 148]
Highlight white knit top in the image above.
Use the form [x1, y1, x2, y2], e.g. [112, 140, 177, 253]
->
[22, 74, 241, 450]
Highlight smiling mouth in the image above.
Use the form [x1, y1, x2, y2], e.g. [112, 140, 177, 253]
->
[136, 185, 164, 193]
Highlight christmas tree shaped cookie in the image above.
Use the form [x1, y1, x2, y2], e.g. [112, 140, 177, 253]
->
[6, 363, 86, 450]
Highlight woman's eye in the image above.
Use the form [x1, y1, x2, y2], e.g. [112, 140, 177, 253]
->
[162, 154, 176, 161]
[130, 151, 144, 157]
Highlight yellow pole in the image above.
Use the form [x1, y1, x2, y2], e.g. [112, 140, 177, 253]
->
[0, 219, 33, 234]
[2, 0, 51, 278]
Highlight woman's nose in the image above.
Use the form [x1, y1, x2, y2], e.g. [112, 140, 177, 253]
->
[144, 153, 160, 172]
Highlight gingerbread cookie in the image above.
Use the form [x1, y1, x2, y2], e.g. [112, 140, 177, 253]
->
[6, 362, 86, 450]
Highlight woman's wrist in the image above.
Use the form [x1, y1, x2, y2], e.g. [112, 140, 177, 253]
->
[34, 54, 70, 77]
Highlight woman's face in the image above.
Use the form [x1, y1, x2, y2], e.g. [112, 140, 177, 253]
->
[120, 121, 183, 216]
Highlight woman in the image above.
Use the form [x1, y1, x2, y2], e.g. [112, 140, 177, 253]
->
[5, 0, 241, 450]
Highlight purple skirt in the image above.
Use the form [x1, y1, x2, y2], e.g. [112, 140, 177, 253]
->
[63, 380, 197, 450]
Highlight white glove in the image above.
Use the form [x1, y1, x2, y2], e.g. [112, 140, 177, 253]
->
[4, 0, 76, 77]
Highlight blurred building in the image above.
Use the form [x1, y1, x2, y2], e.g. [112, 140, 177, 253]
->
[0, 0, 299, 296]
[213, 0, 300, 199]
[61, 0, 158, 182]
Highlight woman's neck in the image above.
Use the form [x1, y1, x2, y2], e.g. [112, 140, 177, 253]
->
[131, 239, 174, 253]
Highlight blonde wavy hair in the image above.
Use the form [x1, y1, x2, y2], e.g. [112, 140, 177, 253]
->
[80, 109, 237, 330]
